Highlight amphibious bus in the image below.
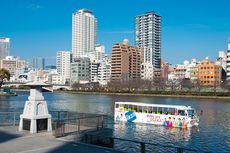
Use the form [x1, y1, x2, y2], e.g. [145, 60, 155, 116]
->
[114, 102, 199, 128]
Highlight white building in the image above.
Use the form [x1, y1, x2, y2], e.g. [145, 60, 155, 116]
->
[56, 51, 71, 84]
[70, 57, 91, 84]
[135, 12, 161, 69]
[0, 38, 10, 60]
[51, 74, 66, 85]
[98, 61, 111, 85]
[226, 42, 230, 80]
[91, 62, 99, 82]
[217, 51, 227, 71]
[140, 62, 153, 80]
[72, 9, 97, 58]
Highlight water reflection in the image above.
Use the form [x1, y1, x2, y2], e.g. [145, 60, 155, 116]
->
[113, 122, 199, 152]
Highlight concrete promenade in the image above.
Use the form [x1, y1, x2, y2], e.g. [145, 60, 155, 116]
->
[0, 126, 125, 153]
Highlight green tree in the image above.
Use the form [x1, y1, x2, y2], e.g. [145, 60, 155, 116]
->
[0, 68, 10, 88]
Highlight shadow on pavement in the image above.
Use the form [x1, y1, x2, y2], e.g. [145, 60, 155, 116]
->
[0, 130, 20, 143]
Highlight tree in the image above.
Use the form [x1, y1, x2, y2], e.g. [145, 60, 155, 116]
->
[180, 78, 193, 91]
[0, 68, 10, 88]
[221, 80, 230, 91]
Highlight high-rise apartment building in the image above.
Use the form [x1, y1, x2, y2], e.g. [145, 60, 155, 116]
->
[111, 39, 142, 81]
[72, 9, 97, 58]
[226, 41, 230, 80]
[0, 38, 10, 60]
[56, 51, 71, 82]
[28, 57, 45, 70]
[135, 12, 161, 68]
[111, 41, 129, 81]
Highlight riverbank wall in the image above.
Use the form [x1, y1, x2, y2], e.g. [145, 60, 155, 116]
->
[54, 90, 230, 99]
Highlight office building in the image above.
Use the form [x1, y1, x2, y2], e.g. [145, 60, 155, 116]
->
[0, 38, 10, 60]
[135, 11, 161, 68]
[72, 9, 97, 58]
[0, 56, 26, 79]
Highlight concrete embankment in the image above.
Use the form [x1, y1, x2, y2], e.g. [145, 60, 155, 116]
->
[55, 90, 230, 100]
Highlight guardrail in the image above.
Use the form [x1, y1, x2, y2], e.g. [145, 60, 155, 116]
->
[53, 114, 106, 137]
[83, 134, 210, 153]
[0, 112, 21, 126]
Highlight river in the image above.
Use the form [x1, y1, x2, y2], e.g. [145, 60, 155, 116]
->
[0, 91, 230, 152]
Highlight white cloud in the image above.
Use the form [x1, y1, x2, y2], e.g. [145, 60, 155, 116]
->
[27, 4, 43, 10]
[102, 30, 134, 34]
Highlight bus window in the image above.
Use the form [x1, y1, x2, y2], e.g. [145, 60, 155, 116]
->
[124, 104, 128, 111]
[143, 106, 148, 113]
[153, 107, 157, 114]
[178, 110, 185, 116]
[148, 107, 153, 113]
[168, 108, 175, 115]
[137, 106, 142, 113]
[115, 104, 119, 108]
[163, 107, 168, 115]
[157, 107, 162, 114]
[133, 105, 137, 112]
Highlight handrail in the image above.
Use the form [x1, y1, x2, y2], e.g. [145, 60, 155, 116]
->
[85, 133, 210, 153]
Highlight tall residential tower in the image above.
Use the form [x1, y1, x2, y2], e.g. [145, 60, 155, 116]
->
[135, 12, 161, 69]
[226, 41, 230, 80]
[0, 38, 10, 60]
[72, 9, 97, 58]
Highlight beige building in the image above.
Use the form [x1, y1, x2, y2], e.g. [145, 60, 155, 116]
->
[0, 56, 26, 77]
[198, 59, 222, 86]
[111, 39, 143, 81]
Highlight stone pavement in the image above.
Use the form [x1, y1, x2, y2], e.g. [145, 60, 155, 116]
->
[0, 126, 125, 153]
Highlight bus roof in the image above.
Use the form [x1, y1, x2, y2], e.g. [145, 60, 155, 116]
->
[115, 102, 193, 109]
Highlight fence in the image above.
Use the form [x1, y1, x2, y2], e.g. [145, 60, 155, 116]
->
[83, 134, 210, 153]
[53, 114, 106, 137]
[0, 112, 21, 126]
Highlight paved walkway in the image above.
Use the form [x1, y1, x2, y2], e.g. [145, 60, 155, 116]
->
[0, 126, 125, 153]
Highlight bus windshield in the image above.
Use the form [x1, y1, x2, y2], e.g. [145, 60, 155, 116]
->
[187, 109, 195, 117]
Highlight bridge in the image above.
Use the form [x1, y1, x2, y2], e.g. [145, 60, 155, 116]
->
[2, 82, 72, 91]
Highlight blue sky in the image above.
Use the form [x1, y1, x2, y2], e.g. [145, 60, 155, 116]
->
[1, 0, 230, 65]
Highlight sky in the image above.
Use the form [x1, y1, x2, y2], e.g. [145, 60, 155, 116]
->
[1, 0, 230, 65]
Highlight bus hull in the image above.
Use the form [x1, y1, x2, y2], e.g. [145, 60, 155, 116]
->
[114, 111, 199, 128]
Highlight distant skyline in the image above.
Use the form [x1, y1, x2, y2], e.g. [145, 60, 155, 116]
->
[1, 0, 230, 65]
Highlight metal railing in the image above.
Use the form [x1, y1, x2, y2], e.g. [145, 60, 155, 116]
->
[83, 134, 210, 153]
[0, 112, 21, 126]
[53, 114, 106, 137]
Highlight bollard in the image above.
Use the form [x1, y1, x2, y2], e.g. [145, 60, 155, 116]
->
[78, 119, 80, 132]
[140, 142, 145, 153]
[177, 148, 183, 153]
[13, 112, 16, 126]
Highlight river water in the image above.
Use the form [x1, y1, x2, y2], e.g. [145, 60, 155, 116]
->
[0, 91, 230, 152]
